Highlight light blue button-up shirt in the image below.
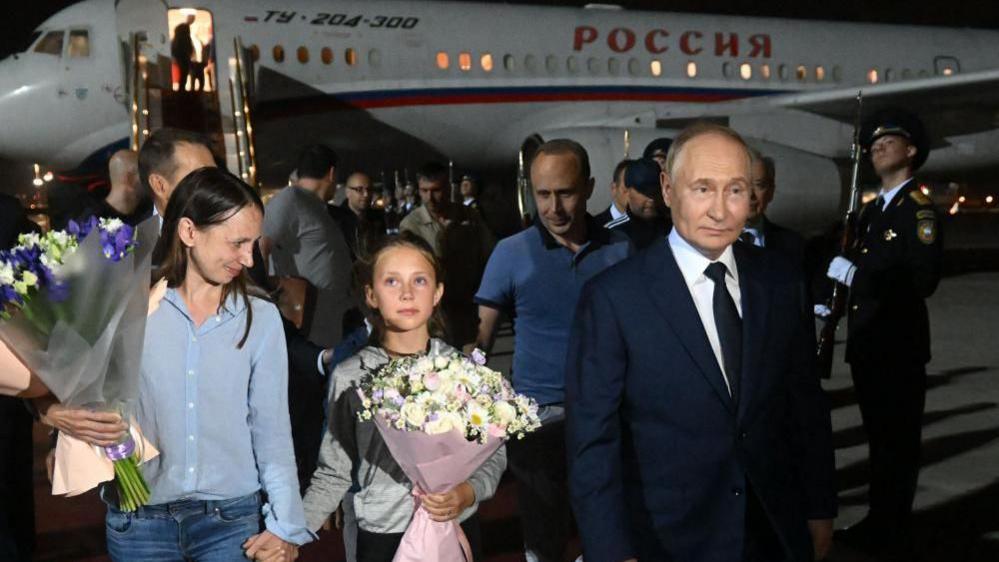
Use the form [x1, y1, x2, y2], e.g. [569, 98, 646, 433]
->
[137, 288, 312, 545]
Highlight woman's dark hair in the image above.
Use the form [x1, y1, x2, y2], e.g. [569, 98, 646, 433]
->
[355, 232, 447, 345]
[152, 167, 264, 348]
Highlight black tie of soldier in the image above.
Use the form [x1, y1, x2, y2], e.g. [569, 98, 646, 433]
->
[704, 262, 741, 400]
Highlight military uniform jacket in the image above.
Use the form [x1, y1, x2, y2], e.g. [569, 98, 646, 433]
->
[846, 179, 942, 365]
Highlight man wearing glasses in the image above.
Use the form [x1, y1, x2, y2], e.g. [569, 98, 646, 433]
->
[328, 171, 383, 259]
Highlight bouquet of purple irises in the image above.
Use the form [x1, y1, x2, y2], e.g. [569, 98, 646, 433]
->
[0, 216, 159, 510]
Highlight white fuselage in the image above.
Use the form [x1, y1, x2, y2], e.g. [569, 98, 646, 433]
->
[2, 0, 998, 229]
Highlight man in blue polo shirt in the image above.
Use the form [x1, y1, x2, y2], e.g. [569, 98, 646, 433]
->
[472, 138, 632, 562]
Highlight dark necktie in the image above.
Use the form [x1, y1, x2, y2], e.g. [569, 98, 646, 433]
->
[864, 196, 885, 234]
[704, 262, 742, 400]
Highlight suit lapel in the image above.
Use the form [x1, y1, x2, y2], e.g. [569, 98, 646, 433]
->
[734, 244, 771, 422]
[642, 243, 735, 414]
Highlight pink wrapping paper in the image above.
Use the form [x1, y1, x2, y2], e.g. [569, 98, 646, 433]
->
[373, 415, 502, 562]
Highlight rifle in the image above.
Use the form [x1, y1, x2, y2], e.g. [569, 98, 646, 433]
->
[816, 91, 864, 378]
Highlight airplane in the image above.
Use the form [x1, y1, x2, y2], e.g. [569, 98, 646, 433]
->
[2, 0, 999, 233]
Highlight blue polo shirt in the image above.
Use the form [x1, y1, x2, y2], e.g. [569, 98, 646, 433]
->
[475, 217, 632, 405]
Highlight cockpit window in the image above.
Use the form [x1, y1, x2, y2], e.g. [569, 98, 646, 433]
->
[20, 31, 42, 53]
[34, 30, 64, 56]
[68, 30, 90, 57]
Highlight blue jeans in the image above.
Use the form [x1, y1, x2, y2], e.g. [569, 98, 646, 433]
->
[106, 492, 262, 562]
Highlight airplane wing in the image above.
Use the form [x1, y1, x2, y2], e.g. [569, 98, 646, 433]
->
[766, 68, 999, 140]
[655, 68, 999, 144]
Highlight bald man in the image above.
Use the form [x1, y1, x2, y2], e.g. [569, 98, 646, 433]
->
[327, 170, 385, 259]
[71, 149, 147, 226]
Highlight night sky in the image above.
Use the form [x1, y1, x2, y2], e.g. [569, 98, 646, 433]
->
[5, 0, 999, 59]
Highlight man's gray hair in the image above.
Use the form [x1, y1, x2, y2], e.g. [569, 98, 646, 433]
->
[664, 122, 752, 179]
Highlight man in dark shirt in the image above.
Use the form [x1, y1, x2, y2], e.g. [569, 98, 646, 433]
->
[327, 171, 386, 260]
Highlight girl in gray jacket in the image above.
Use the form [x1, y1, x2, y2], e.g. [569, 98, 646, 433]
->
[302, 234, 506, 562]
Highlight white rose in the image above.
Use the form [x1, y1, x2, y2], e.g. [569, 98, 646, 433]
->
[400, 402, 426, 427]
[493, 401, 517, 425]
[434, 356, 449, 369]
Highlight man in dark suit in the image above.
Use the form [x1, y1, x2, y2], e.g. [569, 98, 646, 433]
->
[741, 150, 806, 266]
[566, 123, 836, 562]
[827, 109, 941, 556]
[593, 159, 631, 228]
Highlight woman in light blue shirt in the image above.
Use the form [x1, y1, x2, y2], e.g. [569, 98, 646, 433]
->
[105, 167, 311, 562]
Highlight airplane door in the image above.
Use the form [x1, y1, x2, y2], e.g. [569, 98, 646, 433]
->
[115, 0, 170, 150]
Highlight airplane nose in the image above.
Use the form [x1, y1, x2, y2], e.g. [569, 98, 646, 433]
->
[0, 59, 55, 162]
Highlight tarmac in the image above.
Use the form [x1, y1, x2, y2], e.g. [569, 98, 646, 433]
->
[28, 269, 999, 562]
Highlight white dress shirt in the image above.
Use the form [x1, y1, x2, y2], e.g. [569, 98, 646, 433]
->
[609, 203, 626, 221]
[668, 228, 742, 394]
[879, 177, 913, 209]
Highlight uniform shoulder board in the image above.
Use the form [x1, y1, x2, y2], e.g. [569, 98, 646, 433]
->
[916, 209, 936, 220]
[909, 190, 931, 206]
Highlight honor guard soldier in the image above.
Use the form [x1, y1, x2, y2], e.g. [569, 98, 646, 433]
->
[828, 109, 942, 556]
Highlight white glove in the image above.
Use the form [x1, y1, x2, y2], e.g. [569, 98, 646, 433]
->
[826, 256, 857, 287]
[813, 304, 832, 318]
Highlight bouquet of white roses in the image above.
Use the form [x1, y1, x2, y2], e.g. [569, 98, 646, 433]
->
[356, 346, 540, 561]
[0, 216, 159, 511]
[357, 350, 540, 443]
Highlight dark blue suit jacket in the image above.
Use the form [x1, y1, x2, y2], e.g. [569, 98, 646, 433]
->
[566, 240, 836, 562]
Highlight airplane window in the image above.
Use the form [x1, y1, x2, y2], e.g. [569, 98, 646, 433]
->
[68, 30, 89, 57]
[918, 69, 929, 78]
[273, 45, 285, 63]
[18, 31, 42, 53]
[650, 60, 662, 77]
[627, 58, 640, 76]
[760, 63, 771, 80]
[546, 55, 558, 73]
[34, 30, 64, 56]
[369, 49, 382, 67]
[459, 52, 472, 71]
[740, 63, 752, 80]
[436, 52, 449, 70]
[524, 54, 537, 72]
[778, 64, 788, 81]
[901, 68, 912, 80]
[832, 65, 842, 82]
[588, 57, 600, 74]
[250, 44, 260, 62]
[567, 56, 579, 74]
[321, 47, 333, 65]
[686, 61, 697, 78]
[346, 48, 357, 66]
[815, 66, 825, 81]
[867, 68, 879, 84]
[481, 53, 493, 72]
[722, 62, 733, 79]
[608, 58, 620, 76]
[503, 54, 515, 71]
[297, 46, 309, 64]
[884, 68, 894, 82]
[795, 65, 807, 81]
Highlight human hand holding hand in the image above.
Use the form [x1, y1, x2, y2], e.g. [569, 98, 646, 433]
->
[421, 482, 476, 522]
[243, 531, 298, 562]
[37, 400, 128, 447]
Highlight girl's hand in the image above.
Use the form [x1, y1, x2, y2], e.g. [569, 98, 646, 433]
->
[420, 481, 476, 522]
